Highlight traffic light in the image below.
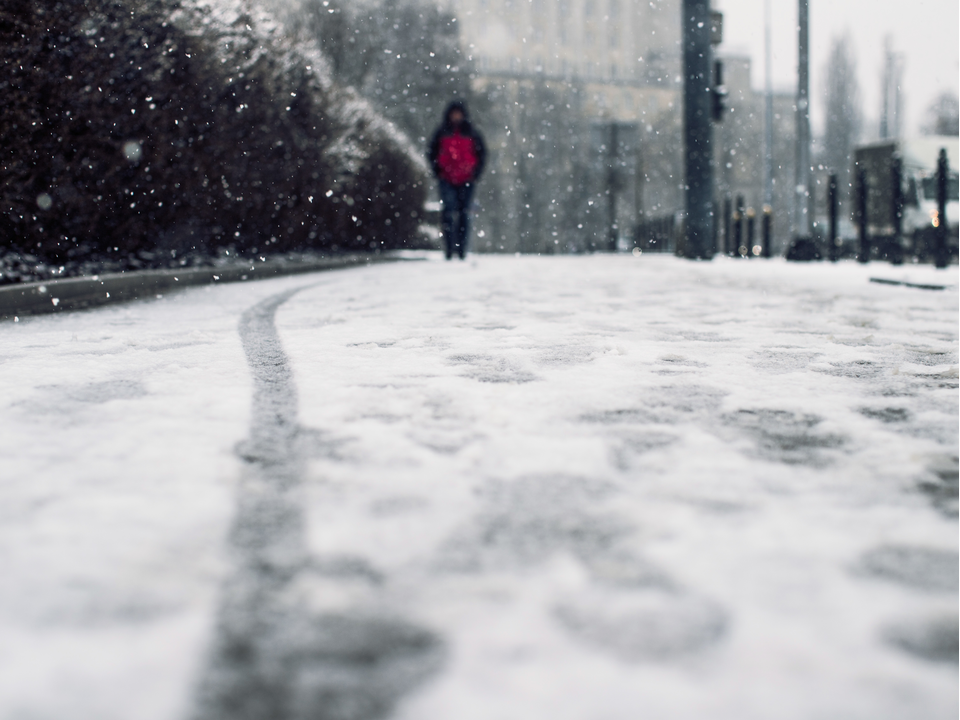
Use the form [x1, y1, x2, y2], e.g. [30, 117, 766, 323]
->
[712, 60, 727, 122]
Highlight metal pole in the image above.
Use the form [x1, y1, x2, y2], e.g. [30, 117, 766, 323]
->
[857, 167, 869, 263]
[794, 0, 812, 238]
[762, 206, 772, 257]
[763, 0, 774, 210]
[747, 208, 756, 257]
[682, 0, 715, 259]
[828, 173, 838, 261]
[608, 123, 618, 253]
[734, 194, 744, 256]
[723, 196, 732, 255]
[635, 137, 644, 228]
[891, 155, 904, 264]
[935, 148, 949, 268]
[712, 201, 719, 254]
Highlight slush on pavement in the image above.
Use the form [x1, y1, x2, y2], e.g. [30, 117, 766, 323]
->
[0, 255, 956, 719]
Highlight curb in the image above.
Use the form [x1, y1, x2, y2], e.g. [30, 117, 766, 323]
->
[868, 277, 948, 291]
[0, 253, 409, 320]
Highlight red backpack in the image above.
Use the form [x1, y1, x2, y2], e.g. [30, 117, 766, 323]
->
[436, 132, 478, 186]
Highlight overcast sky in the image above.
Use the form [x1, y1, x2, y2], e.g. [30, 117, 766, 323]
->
[713, 0, 959, 137]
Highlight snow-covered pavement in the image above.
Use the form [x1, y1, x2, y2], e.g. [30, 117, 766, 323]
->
[1, 254, 957, 720]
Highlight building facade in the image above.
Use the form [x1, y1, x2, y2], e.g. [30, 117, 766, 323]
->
[715, 53, 797, 255]
[440, 0, 797, 255]
[442, 0, 687, 253]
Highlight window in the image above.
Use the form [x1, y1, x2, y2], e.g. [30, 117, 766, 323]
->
[558, 0, 570, 43]
[531, 0, 545, 42]
[584, 0, 597, 47]
[607, 0, 619, 47]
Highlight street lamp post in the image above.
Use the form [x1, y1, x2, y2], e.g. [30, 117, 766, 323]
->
[682, 0, 715, 259]
[763, 0, 774, 244]
[794, 0, 812, 240]
[608, 123, 619, 253]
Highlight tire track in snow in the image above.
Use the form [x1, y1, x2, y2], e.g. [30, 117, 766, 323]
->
[193, 287, 442, 720]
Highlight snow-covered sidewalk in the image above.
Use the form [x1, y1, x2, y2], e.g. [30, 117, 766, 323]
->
[0, 255, 957, 720]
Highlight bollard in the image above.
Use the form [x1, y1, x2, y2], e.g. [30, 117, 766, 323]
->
[935, 148, 949, 268]
[723, 197, 733, 255]
[890, 155, 904, 265]
[607, 124, 619, 253]
[734, 195, 745, 257]
[746, 207, 756, 257]
[827, 174, 838, 262]
[712, 200, 720, 255]
[733, 209, 743, 257]
[762, 205, 772, 258]
[857, 168, 869, 263]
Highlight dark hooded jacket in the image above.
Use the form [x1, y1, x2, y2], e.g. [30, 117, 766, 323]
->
[428, 101, 486, 186]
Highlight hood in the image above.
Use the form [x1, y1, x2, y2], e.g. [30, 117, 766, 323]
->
[443, 100, 471, 129]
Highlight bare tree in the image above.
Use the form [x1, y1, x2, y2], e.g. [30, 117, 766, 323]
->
[921, 92, 960, 137]
[821, 34, 862, 187]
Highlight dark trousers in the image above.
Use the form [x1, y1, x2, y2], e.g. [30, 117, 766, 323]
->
[439, 180, 475, 259]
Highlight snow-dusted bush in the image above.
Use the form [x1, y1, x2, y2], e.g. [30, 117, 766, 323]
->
[0, 0, 428, 267]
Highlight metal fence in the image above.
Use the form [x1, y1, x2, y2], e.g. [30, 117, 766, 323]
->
[634, 214, 677, 253]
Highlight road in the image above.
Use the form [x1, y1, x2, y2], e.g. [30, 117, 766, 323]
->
[0, 254, 957, 719]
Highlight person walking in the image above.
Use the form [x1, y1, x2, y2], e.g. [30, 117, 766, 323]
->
[428, 100, 486, 260]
